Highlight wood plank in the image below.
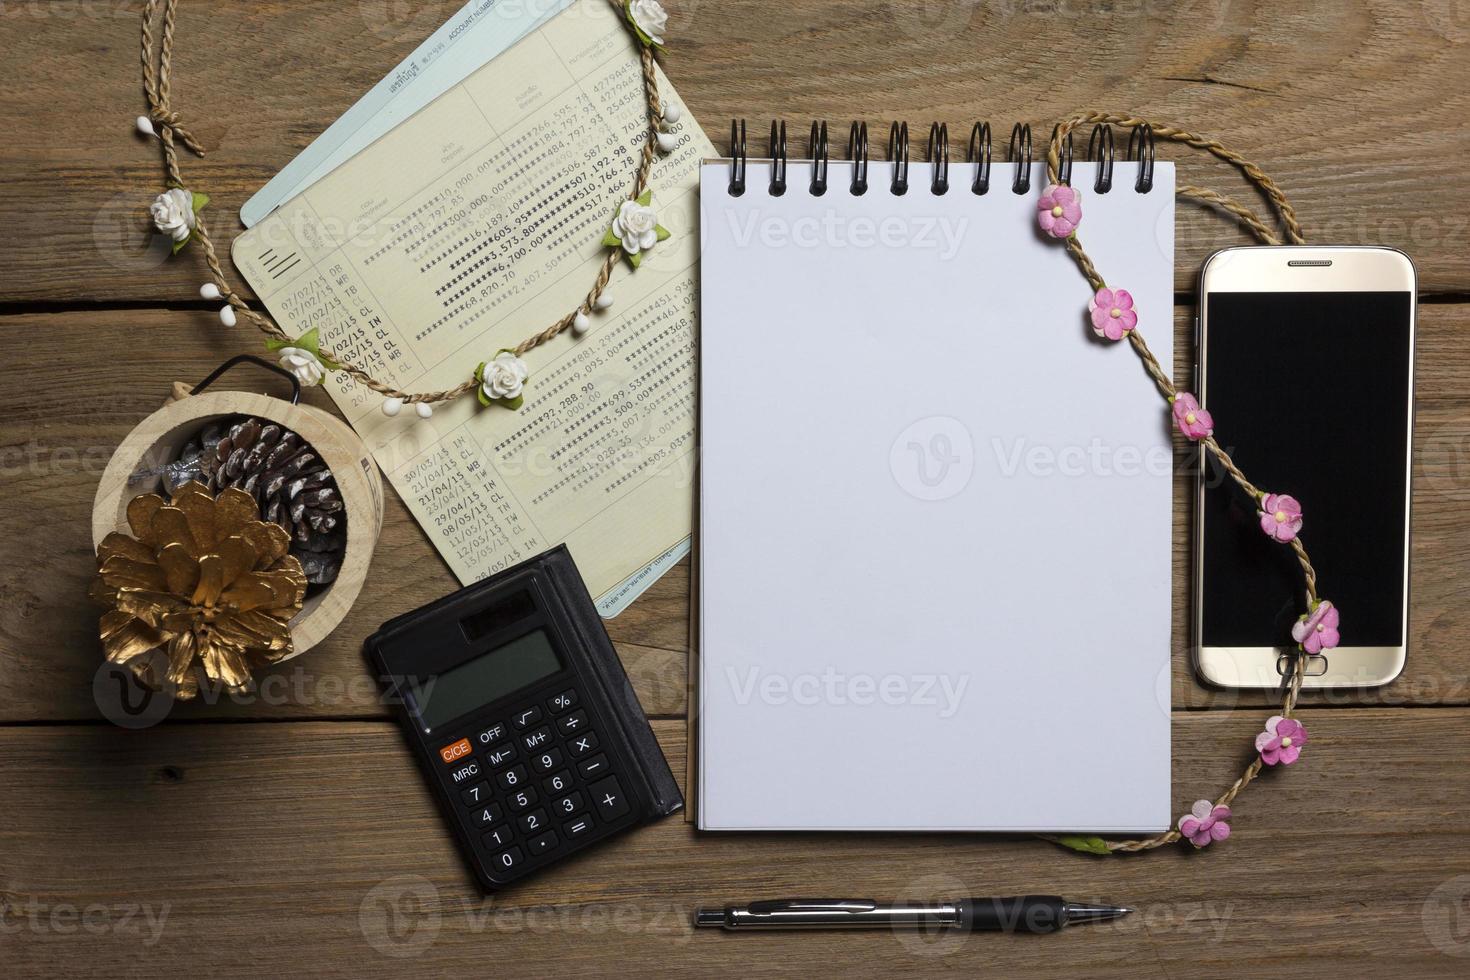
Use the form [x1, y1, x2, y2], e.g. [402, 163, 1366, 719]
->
[4, 0, 1470, 303]
[2, 302, 1467, 720]
[1, 711, 1467, 976]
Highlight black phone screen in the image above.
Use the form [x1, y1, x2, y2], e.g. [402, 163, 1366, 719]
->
[1200, 291, 1412, 648]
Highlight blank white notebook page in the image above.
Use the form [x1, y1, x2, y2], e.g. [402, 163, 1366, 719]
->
[698, 160, 1176, 831]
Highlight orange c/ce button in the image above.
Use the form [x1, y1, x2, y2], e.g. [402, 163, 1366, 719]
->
[439, 737, 473, 764]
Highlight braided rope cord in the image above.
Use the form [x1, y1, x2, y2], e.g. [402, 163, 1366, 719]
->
[140, 0, 665, 406]
[1044, 112, 1316, 852]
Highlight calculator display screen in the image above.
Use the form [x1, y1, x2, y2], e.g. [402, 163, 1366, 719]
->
[414, 630, 562, 729]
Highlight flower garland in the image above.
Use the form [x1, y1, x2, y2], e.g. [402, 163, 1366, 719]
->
[1038, 112, 1330, 855]
[137, 0, 678, 417]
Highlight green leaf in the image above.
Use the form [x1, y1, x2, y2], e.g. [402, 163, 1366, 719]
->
[1054, 835, 1112, 856]
[602, 226, 623, 249]
[503, 394, 524, 411]
[171, 233, 191, 255]
[264, 336, 290, 353]
[474, 361, 487, 382]
[190, 191, 210, 214]
[628, 250, 642, 269]
[477, 387, 491, 408]
[654, 223, 671, 242]
[636, 189, 653, 207]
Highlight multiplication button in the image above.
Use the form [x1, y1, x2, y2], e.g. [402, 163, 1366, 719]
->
[567, 731, 599, 757]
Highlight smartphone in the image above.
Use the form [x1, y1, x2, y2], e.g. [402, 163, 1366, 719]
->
[1194, 246, 1415, 689]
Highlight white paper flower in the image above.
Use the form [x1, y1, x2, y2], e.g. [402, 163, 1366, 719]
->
[481, 352, 529, 402]
[150, 188, 196, 243]
[627, 0, 668, 45]
[612, 199, 660, 255]
[277, 346, 326, 387]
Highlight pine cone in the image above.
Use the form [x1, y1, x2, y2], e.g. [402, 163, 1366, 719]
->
[164, 416, 346, 586]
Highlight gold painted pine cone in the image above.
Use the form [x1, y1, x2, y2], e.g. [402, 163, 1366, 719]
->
[91, 482, 307, 699]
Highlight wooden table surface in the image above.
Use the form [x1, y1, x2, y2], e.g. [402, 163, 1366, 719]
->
[3, 1, 1470, 976]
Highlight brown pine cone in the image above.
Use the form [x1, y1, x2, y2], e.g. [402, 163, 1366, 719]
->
[164, 416, 346, 586]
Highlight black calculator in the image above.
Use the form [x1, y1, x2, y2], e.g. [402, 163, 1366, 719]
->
[365, 546, 682, 889]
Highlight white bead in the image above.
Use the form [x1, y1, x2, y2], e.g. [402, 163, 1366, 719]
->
[656, 132, 677, 153]
[382, 397, 403, 418]
[663, 104, 682, 124]
[135, 115, 156, 137]
[218, 305, 236, 327]
[415, 401, 433, 419]
[572, 311, 590, 336]
[199, 282, 222, 301]
[594, 292, 614, 310]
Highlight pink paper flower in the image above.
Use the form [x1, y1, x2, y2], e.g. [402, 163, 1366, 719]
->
[1259, 492, 1303, 543]
[1171, 392, 1214, 440]
[1255, 715, 1308, 766]
[1291, 600, 1341, 654]
[1178, 800, 1231, 848]
[1037, 184, 1081, 238]
[1088, 286, 1137, 340]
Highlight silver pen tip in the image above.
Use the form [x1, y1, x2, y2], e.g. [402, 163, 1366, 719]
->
[1062, 902, 1133, 926]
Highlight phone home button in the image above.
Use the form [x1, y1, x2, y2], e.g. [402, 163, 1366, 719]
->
[1277, 653, 1329, 677]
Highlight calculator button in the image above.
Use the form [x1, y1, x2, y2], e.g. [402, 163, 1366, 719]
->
[438, 737, 473, 765]
[589, 776, 630, 821]
[482, 823, 513, 848]
[568, 731, 600, 757]
[552, 791, 584, 817]
[547, 689, 578, 714]
[485, 744, 517, 769]
[518, 809, 549, 835]
[460, 781, 492, 806]
[577, 754, 610, 778]
[474, 722, 508, 747]
[494, 846, 524, 871]
[496, 765, 529, 790]
[528, 831, 559, 856]
[544, 770, 574, 794]
[471, 802, 505, 827]
[448, 761, 481, 785]
[508, 787, 538, 811]
[512, 706, 542, 729]
[556, 709, 589, 735]
[521, 726, 553, 751]
[564, 814, 595, 838]
[530, 747, 563, 773]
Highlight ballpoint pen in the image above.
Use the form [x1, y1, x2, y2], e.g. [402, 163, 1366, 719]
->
[693, 896, 1132, 934]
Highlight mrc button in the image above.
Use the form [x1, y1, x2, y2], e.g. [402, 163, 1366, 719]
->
[439, 737, 473, 764]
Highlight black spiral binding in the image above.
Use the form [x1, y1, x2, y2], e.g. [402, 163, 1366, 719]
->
[728, 118, 746, 196]
[1128, 122, 1156, 193]
[1009, 123, 1032, 193]
[889, 121, 909, 195]
[1087, 124, 1115, 193]
[809, 120, 829, 196]
[725, 120, 1147, 196]
[849, 121, 868, 195]
[968, 122, 992, 195]
[928, 122, 949, 194]
[769, 119, 788, 196]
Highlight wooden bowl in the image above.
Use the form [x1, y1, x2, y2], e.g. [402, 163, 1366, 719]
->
[92, 385, 383, 658]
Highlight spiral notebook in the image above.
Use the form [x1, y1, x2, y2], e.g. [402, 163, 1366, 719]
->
[696, 123, 1176, 832]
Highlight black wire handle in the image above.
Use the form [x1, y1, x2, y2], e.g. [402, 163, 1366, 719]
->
[190, 354, 302, 405]
[1052, 124, 1074, 186]
[968, 121, 992, 195]
[928, 122, 949, 194]
[1009, 122, 1032, 193]
[1087, 124, 1116, 193]
[729, 118, 747, 196]
[1127, 122, 1156, 193]
[809, 120, 829, 196]
[849, 121, 869, 195]
[769, 119, 788, 196]
[889, 121, 909, 195]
